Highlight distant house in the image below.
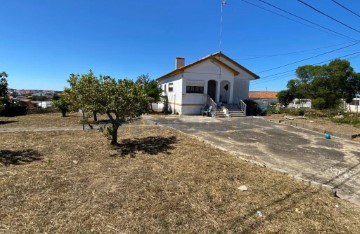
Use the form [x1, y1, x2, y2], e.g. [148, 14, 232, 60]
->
[288, 98, 312, 109]
[249, 91, 278, 110]
[344, 95, 360, 113]
[156, 51, 259, 115]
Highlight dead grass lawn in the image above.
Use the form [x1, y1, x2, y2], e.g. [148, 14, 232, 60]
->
[1, 114, 360, 233]
[0, 112, 81, 128]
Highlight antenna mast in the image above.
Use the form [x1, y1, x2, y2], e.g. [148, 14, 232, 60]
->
[219, 0, 227, 52]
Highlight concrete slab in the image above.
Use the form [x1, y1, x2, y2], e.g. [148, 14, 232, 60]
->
[146, 115, 360, 205]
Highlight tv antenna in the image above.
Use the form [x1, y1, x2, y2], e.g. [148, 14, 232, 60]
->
[219, 0, 227, 51]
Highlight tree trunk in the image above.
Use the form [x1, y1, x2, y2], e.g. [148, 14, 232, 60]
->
[61, 109, 67, 117]
[93, 111, 98, 122]
[110, 122, 119, 145]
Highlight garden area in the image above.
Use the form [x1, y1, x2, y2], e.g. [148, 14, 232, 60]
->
[1, 113, 360, 232]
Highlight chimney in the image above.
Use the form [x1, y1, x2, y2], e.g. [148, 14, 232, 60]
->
[175, 57, 185, 69]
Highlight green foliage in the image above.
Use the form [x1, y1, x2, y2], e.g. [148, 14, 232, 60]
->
[0, 72, 8, 100]
[30, 96, 49, 101]
[52, 93, 71, 117]
[311, 98, 326, 110]
[136, 74, 162, 105]
[67, 71, 152, 145]
[331, 114, 360, 127]
[244, 99, 265, 116]
[0, 72, 8, 113]
[277, 90, 294, 107]
[279, 59, 360, 109]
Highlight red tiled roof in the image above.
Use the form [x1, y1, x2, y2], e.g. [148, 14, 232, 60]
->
[249, 91, 278, 99]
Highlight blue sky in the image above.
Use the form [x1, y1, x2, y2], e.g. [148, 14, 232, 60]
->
[1, 0, 360, 91]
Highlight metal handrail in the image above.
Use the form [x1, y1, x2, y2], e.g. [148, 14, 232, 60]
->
[206, 95, 217, 117]
[238, 99, 247, 116]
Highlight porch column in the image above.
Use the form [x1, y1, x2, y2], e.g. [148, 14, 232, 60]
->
[216, 80, 221, 103]
[229, 81, 234, 104]
[204, 81, 208, 96]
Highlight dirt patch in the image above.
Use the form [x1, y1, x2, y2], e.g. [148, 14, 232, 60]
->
[1, 119, 360, 232]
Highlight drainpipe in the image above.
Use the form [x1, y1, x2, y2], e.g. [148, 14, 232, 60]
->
[173, 94, 176, 114]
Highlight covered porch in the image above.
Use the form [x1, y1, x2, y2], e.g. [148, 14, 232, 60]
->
[206, 79, 234, 105]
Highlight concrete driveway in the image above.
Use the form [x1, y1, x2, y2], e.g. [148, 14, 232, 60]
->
[146, 115, 360, 204]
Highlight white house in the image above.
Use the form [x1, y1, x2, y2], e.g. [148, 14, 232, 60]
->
[156, 52, 259, 115]
[344, 96, 360, 113]
[288, 98, 312, 109]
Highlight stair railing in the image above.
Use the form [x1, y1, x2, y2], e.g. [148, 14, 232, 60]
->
[206, 95, 217, 117]
[238, 100, 247, 116]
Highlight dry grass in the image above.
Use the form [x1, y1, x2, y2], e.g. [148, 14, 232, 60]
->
[0, 112, 81, 128]
[1, 114, 360, 233]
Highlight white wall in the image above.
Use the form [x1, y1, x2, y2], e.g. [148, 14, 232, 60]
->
[345, 98, 360, 113]
[288, 99, 312, 108]
[217, 56, 255, 104]
[158, 74, 183, 114]
[233, 77, 249, 103]
[183, 60, 233, 103]
[158, 58, 252, 115]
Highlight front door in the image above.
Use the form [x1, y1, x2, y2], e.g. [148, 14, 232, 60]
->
[207, 80, 216, 101]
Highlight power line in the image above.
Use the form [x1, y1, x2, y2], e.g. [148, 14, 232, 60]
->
[257, 0, 356, 41]
[256, 41, 360, 74]
[297, 0, 360, 34]
[235, 41, 356, 61]
[330, 0, 360, 19]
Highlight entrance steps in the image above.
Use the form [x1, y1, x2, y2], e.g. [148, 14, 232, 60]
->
[214, 104, 246, 118]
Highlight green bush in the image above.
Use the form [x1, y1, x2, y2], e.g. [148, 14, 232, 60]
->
[0, 103, 27, 116]
[312, 98, 326, 110]
[243, 99, 265, 116]
[331, 115, 360, 127]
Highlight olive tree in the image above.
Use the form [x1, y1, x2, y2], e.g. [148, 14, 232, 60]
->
[52, 91, 71, 117]
[67, 72, 153, 145]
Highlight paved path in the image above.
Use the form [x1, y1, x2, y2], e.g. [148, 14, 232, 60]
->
[146, 115, 360, 205]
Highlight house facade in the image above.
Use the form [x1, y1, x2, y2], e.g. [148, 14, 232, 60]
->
[156, 52, 259, 115]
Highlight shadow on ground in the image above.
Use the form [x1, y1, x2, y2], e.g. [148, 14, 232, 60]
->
[0, 120, 18, 125]
[115, 136, 177, 157]
[0, 149, 42, 166]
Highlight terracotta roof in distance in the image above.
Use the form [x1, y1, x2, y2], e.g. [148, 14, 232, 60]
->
[249, 91, 278, 99]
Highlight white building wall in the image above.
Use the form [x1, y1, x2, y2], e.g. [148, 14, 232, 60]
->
[233, 77, 249, 103]
[158, 74, 183, 114]
[217, 56, 254, 104]
[157, 58, 254, 115]
[345, 98, 360, 113]
[181, 60, 234, 114]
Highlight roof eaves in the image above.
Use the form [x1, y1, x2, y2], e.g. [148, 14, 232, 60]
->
[212, 51, 260, 79]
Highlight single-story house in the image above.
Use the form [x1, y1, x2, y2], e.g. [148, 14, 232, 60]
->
[156, 51, 259, 115]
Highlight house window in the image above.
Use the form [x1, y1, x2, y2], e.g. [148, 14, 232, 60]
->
[186, 80, 205, 94]
[186, 86, 204, 94]
[168, 83, 174, 92]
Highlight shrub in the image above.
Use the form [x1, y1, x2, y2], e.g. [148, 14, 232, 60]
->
[312, 98, 327, 110]
[243, 99, 264, 116]
[0, 103, 27, 116]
